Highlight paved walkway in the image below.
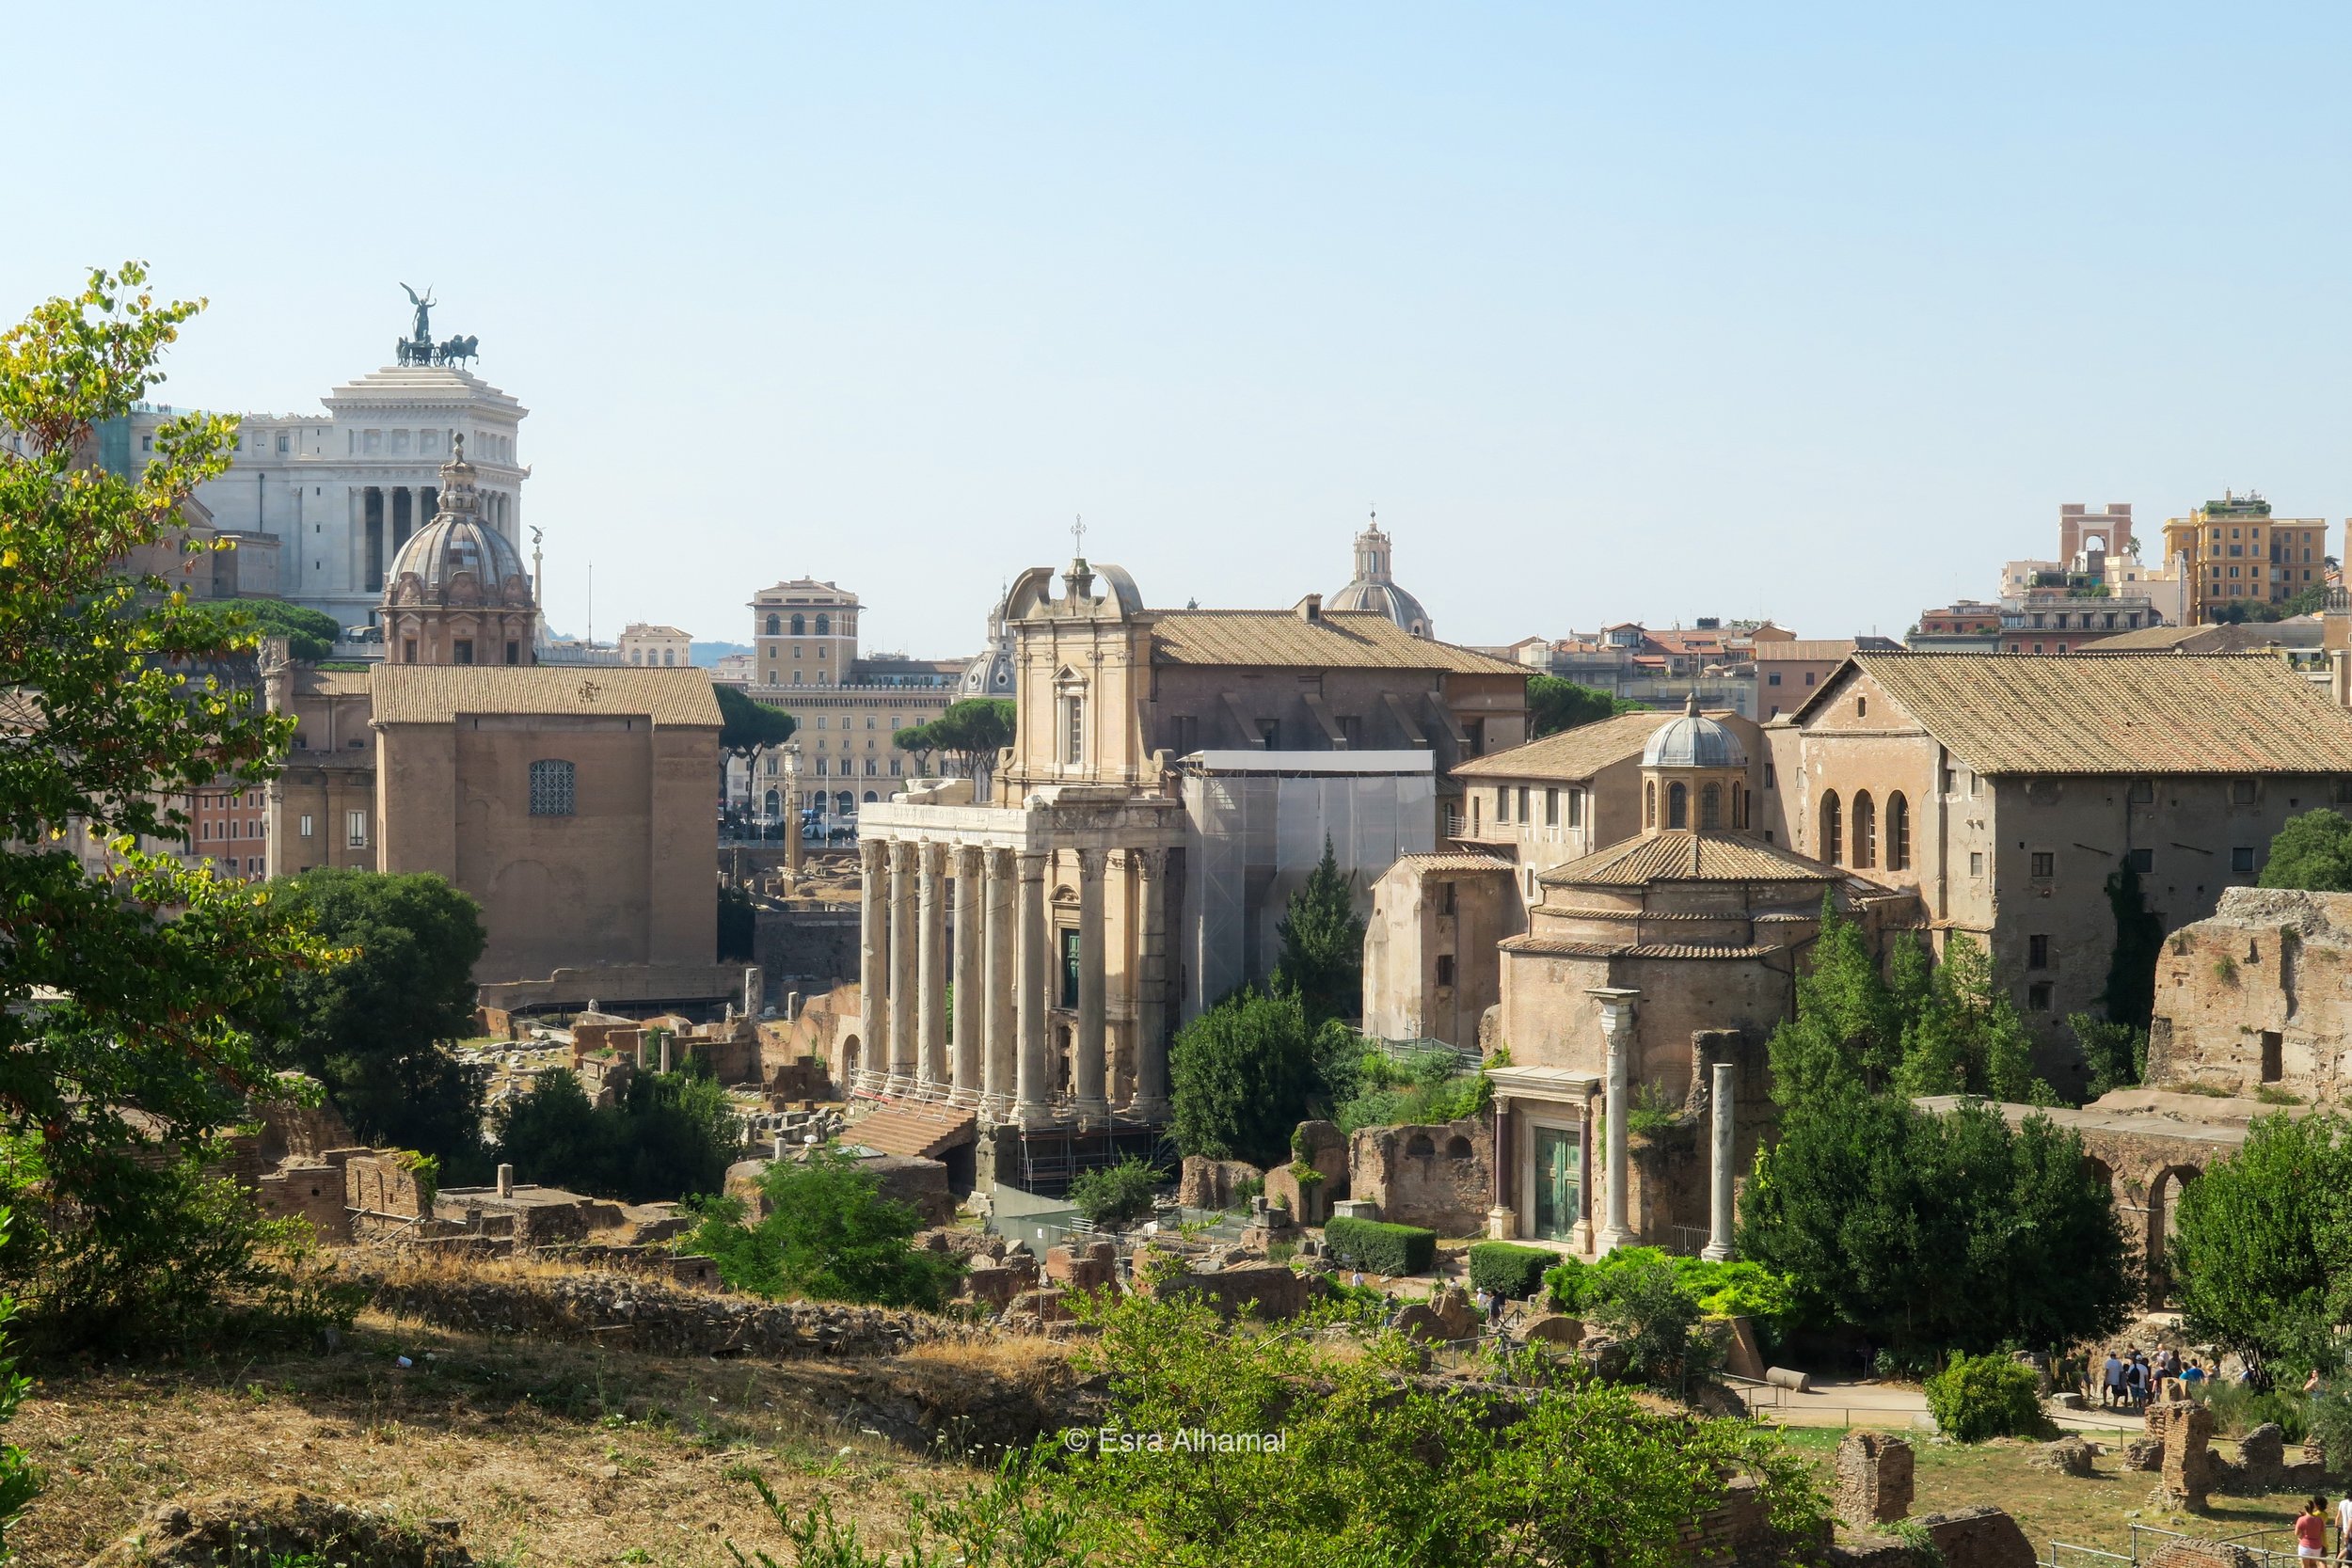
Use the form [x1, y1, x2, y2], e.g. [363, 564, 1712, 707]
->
[1739, 1380, 2160, 1435]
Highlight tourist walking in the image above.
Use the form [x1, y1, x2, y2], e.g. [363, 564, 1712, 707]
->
[2104, 1352, 2125, 1410]
[2333, 1489, 2352, 1560]
[2298, 1497, 2329, 1560]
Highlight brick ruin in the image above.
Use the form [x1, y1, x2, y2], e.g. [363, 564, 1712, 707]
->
[1833, 1431, 1915, 1528]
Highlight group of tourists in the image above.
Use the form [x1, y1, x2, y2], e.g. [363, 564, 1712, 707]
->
[2292, 1495, 2352, 1560]
[2095, 1345, 2207, 1409]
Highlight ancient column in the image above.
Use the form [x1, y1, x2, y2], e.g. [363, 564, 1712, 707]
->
[1127, 848, 1171, 1121]
[951, 845, 985, 1106]
[982, 847, 1016, 1121]
[916, 841, 948, 1099]
[1013, 849, 1051, 1127]
[1073, 847, 1109, 1128]
[856, 837, 887, 1095]
[887, 840, 918, 1095]
[1703, 1057, 1736, 1261]
[1592, 988, 1639, 1254]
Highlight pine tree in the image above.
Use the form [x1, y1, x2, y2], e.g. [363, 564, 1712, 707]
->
[1273, 835, 1364, 1028]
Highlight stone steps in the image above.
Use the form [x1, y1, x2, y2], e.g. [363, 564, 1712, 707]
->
[850, 1104, 977, 1160]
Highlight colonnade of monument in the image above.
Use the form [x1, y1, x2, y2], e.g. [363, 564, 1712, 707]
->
[852, 835, 1171, 1127]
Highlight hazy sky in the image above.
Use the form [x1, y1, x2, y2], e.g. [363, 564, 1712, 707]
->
[9, 4, 2348, 654]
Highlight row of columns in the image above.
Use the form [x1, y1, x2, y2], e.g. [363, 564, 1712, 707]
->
[855, 837, 1170, 1128]
[351, 484, 514, 594]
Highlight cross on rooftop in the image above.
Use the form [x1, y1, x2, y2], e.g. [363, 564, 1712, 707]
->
[1072, 515, 1087, 555]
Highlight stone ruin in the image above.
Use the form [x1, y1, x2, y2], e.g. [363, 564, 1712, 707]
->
[1833, 1431, 1915, 1528]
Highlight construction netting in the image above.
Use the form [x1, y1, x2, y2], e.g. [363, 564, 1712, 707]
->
[1180, 768, 1435, 1018]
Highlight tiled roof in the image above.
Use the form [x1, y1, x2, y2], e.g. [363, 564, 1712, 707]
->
[295, 669, 373, 697]
[1839, 652, 2352, 776]
[1149, 611, 1522, 674]
[1453, 710, 1668, 781]
[371, 665, 723, 726]
[1538, 830, 1843, 886]
[1499, 932, 1778, 959]
[1754, 639, 1870, 662]
[1389, 851, 1517, 874]
[2084, 623, 2307, 654]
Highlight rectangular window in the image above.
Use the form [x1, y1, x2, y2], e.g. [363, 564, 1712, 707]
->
[1767, 672, 1782, 687]
[299, 815, 313, 839]
[1518, 786, 1530, 823]
[2261, 1030, 2284, 1082]
[1763, 762, 1776, 789]
[2027, 934, 2050, 969]
[1497, 788, 1511, 825]
[2030, 850, 2055, 879]
[1545, 788, 1559, 827]
[528, 758, 577, 816]
[1567, 787, 1583, 828]
[1438, 881, 1456, 915]
[2128, 778, 2154, 803]
[2231, 779, 2258, 804]
[1969, 850, 1984, 876]
[2027, 982, 2054, 1013]
[1435, 954, 1455, 988]
[1060, 928, 1082, 1007]
[2126, 847, 2154, 874]
[345, 810, 368, 848]
[2232, 847, 2256, 875]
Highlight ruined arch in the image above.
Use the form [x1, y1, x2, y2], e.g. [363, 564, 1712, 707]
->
[2145, 1163, 2203, 1307]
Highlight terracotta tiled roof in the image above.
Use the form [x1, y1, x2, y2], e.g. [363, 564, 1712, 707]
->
[1498, 932, 1778, 959]
[1753, 638, 1901, 662]
[1150, 610, 1522, 674]
[2085, 624, 2297, 654]
[1389, 851, 1517, 874]
[1453, 710, 1668, 781]
[371, 665, 723, 726]
[295, 669, 373, 697]
[1841, 652, 2352, 776]
[1537, 830, 1844, 886]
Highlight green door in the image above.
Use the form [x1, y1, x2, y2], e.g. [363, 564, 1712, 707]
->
[1531, 1126, 1581, 1242]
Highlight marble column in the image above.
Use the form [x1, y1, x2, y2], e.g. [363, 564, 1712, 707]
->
[1128, 848, 1171, 1121]
[1073, 847, 1109, 1128]
[1703, 1057, 1737, 1262]
[1486, 1097, 1517, 1240]
[1592, 987, 1639, 1255]
[886, 840, 918, 1095]
[856, 837, 887, 1094]
[982, 847, 1016, 1122]
[916, 841, 948, 1099]
[951, 845, 985, 1106]
[1012, 849, 1051, 1127]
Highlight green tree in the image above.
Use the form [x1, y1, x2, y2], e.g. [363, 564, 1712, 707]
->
[0, 264, 331, 1189]
[716, 685, 797, 809]
[493, 1067, 740, 1203]
[184, 595, 342, 661]
[1168, 986, 1328, 1165]
[2260, 808, 2352, 893]
[1765, 902, 1903, 1105]
[1580, 1252, 1716, 1391]
[1524, 674, 1637, 738]
[269, 869, 488, 1169]
[931, 697, 1017, 777]
[684, 1148, 962, 1308]
[1890, 933, 2049, 1104]
[2070, 1011, 2145, 1098]
[2171, 1112, 2352, 1370]
[0, 1212, 40, 1551]
[2099, 864, 2166, 1035]
[1272, 836, 1363, 1028]
[1739, 1096, 2132, 1359]
[1066, 1155, 1166, 1230]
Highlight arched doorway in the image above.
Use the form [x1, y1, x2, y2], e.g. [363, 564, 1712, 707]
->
[839, 1033, 861, 1093]
[2145, 1164, 2201, 1306]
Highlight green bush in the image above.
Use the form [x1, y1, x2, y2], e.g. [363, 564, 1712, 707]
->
[1333, 1047, 1492, 1136]
[1067, 1156, 1165, 1231]
[1542, 1247, 1794, 1323]
[1468, 1242, 1554, 1301]
[684, 1148, 964, 1309]
[1923, 1353, 2043, 1443]
[1324, 1215, 1437, 1277]
[2205, 1380, 2310, 1443]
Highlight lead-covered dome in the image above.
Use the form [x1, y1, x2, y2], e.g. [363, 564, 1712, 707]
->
[384, 436, 532, 609]
[1642, 693, 1748, 768]
[1327, 518, 1433, 639]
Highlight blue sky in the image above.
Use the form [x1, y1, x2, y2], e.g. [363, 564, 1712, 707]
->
[8, 4, 2348, 653]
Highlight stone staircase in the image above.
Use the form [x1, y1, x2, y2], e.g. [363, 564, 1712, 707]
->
[847, 1103, 978, 1160]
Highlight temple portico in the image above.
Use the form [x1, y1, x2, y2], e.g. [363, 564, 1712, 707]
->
[854, 788, 1183, 1129]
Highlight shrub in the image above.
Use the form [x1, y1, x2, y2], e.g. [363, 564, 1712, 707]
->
[684, 1148, 963, 1309]
[1583, 1253, 1717, 1390]
[1227, 1174, 1264, 1213]
[1324, 1215, 1437, 1277]
[1468, 1242, 1554, 1301]
[1542, 1247, 1794, 1325]
[1923, 1353, 2042, 1442]
[2205, 1380, 2310, 1443]
[1068, 1156, 1166, 1230]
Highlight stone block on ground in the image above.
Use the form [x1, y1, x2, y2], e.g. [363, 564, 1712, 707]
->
[2029, 1436, 2096, 1477]
[1520, 1312, 1584, 1348]
[1915, 1505, 2036, 1568]
[1833, 1430, 1915, 1527]
[1042, 1244, 1116, 1292]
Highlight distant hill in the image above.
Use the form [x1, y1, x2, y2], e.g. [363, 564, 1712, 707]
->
[691, 641, 750, 668]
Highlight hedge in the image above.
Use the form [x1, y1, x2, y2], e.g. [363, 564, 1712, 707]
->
[1324, 1215, 1438, 1277]
[1468, 1242, 1554, 1301]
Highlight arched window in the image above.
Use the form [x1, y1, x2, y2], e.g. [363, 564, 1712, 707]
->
[1645, 780, 1657, 828]
[816, 612, 830, 636]
[762, 788, 780, 821]
[1699, 782, 1723, 831]
[863, 790, 878, 803]
[1820, 790, 1843, 863]
[765, 614, 780, 636]
[528, 759, 576, 817]
[789, 613, 805, 635]
[1853, 791, 1876, 868]
[1888, 793, 1911, 871]
[629, 648, 643, 665]
[835, 790, 853, 814]
[1667, 781, 1689, 829]
[662, 648, 675, 666]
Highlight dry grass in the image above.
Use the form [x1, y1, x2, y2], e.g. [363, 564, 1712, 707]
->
[1779, 1427, 2311, 1556]
[14, 1307, 984, 1568]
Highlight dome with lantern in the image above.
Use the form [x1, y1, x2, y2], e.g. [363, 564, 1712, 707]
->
[380, 435, 538, 665]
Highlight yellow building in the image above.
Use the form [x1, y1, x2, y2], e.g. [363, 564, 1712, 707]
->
[2161, 492, 2327, 624]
